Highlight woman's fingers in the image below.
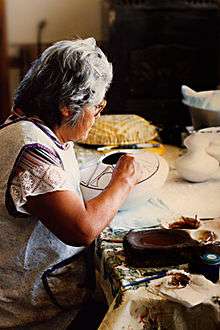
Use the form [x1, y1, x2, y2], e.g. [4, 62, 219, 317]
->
[112, 153, 143, 186]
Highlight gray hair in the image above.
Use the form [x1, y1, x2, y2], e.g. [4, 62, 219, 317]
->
[14, 37, 113, 128]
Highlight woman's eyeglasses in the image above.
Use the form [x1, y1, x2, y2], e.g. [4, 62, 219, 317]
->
[94, 99, 107, 118]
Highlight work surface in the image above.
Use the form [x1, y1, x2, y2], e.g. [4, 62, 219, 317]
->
[75, 144, 220, 330]
[95, 228, 220, 330]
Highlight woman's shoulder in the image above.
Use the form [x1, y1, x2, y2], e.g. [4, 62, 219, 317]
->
[1, 119, 54, 147]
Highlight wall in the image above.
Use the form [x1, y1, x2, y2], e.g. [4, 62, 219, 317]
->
[5, 0, 104, 103]
[5, 0, 102, 45]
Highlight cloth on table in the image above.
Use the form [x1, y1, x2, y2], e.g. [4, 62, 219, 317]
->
[109, 164, 220, 231]
[147, 272, 220, 308]
[109, 197, 175, 230]
[98, 282, 220, 330]
[156, 168, 220, 219]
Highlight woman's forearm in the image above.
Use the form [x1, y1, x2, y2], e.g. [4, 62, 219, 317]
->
[25, 155, 141, 246]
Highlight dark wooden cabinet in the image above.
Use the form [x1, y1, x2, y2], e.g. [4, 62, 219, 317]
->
[104, 0, 220, 144]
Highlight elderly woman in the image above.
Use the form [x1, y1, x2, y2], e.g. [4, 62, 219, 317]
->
[0, 38, 141, 328]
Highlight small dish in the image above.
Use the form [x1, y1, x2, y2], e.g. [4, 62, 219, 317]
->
[160, 215, 200, 230]
[161, 217, 220, 244]
[162, 270, 191, 289]
[190, 229, 218, 244]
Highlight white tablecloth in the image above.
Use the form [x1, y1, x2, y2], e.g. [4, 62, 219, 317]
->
[110, 149, 220, 230]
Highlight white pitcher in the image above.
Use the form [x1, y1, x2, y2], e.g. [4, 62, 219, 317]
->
[176, 133, 219, 182]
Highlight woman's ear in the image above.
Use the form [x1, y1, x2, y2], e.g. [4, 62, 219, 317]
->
[60, 106, 72, 119]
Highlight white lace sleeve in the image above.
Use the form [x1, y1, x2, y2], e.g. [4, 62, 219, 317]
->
[9, 145, 72, 214]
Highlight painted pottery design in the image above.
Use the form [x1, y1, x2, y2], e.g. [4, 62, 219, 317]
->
[80, 151, 169, 210]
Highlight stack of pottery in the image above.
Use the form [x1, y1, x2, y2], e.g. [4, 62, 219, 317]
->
[179, 85, 220, 182]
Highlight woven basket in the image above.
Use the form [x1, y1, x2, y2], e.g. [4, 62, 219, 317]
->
[81, 114, 158, 146]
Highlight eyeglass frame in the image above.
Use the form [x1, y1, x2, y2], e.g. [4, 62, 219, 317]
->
[94, 99, 107, 118]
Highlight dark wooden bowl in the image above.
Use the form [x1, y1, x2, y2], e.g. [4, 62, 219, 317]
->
[123, 229, 200, 267]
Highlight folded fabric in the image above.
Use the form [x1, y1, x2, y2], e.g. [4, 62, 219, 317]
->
[148, 272, 219, 308]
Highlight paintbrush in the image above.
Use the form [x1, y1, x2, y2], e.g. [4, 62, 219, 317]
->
[97, 143, 160, 151]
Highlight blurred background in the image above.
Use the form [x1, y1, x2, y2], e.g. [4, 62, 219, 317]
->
[1, 0, 220, 144]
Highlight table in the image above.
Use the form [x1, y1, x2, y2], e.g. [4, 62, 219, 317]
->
[75, 144, 220, 330]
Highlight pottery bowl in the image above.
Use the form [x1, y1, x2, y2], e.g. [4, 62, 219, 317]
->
[123, 229, 199, 267]
[181, 85, 220, 130]
[80, 151, 169, 210]
[189, 106, 220, 131]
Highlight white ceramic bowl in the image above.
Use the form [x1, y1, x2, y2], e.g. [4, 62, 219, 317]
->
[80, 151, 169, 210]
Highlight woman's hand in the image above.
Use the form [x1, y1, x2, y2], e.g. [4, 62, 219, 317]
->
[111, 154, 143, 188]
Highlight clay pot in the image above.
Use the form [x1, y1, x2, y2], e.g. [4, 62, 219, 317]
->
[176, 133, 219, 182]
[80, 151, 169, 210]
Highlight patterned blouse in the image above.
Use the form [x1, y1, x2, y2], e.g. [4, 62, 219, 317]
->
[5, 113, 70, 214]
